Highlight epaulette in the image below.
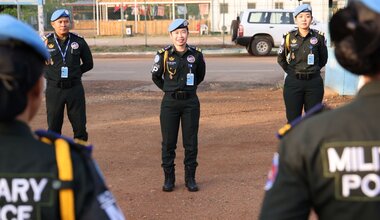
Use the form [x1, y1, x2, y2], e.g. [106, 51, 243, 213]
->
[70, 32, 84, 38]
[158, 45, 172, 54]
[313, 29, 325, 36]
[35, 129, 93, 153]
[43, 33, 53, 41]
[276, 103, 329, 139]
[189, 45, 202, 52]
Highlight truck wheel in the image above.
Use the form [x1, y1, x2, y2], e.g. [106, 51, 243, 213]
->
[246, 44, 254, 55]
[251, 37, 272, 56]
[231, 20, 239, 41]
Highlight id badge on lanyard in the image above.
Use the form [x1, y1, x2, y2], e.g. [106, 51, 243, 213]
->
[186, 73, 194, 86]
[307, 53, 314, 65]
[307, 45, 314, 65]
[61, 67, 68, 78]
[186, 64, 194, 86]
[54, 34, 71, 78]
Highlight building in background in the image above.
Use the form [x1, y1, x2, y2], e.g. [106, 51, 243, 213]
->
[1, 0, 347, 36]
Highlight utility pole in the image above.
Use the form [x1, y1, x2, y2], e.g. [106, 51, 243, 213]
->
[222, 0, 226, 47]
[144, 0, 147, 46]
[37, 0, 44, 36]
[16, 0, 20, 19]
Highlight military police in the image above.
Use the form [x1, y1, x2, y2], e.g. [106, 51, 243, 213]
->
[44, 9, 93, 141]
[260, 0, 380, 219]
[0, 15, 124, 219]
[278, 4, 328, 123]
[151, 19, 206, 192]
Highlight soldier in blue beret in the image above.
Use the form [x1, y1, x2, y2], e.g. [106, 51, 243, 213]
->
[277, 3, 328, 123]
[43, 8, 93, 141]
[50, 8, 70, 22]
[168, 18, 189, 32]
[294, 3, 312, 17]
[260, 0, 380, 219]
[0, 15, 125, 220]
[151, 19, 206, 192]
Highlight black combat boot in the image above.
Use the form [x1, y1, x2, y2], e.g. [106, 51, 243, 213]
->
[185, 166, 199, 192]
[162, 167, 175, 192]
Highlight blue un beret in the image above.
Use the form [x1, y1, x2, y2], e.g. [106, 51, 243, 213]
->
[294, 4, 312, 17]
[51, 9, 70, 22]
[0, 14, 49, 60]
[361, 0, 380, 13]
[168, 19, 189, 32]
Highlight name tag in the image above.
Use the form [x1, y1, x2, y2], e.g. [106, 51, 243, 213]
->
[186, 73, 194, 86]
[307, 54, 314, 65]
[61, 66, 68, 78]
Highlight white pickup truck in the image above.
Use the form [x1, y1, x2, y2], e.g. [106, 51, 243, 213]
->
[231, 9, 326, 56]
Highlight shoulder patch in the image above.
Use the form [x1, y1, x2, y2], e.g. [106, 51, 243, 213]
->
[189, 45, 202, 52]
[35, 129, 93, 153]
[44, 33, 53, 40]
[276, 103, 329, 139]
[158, 45, 172, 54]
[70, 32, 84, 38]
[313, 29, 325, 36]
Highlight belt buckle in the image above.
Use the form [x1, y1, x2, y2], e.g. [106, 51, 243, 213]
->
[58, 81, 72, 89]
[173, 91, 187, 100]
[296, 74, 308, 80]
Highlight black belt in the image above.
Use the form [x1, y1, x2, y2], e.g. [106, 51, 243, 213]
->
[47, 79, 82, 89]
[165, 91, 196, 100]
[293, 73, 319, 80]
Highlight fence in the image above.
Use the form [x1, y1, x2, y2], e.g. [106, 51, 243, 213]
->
[73, 19, 205, 36]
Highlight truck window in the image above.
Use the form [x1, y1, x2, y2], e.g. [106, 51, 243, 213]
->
[248, 12, 270, 23]
[272, 12, 293, 24]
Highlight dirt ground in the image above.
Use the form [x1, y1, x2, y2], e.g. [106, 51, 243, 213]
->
[30, 80, 351, 220]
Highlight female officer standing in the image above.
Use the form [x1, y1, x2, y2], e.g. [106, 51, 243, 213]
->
[0, 15, 124, 220]
[260, 0, 380, 219]
[151, 19, 206, 192]
[278, 4, 328, 122]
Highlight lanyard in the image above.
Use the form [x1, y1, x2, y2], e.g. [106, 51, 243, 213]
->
[54, 34, 71, 65]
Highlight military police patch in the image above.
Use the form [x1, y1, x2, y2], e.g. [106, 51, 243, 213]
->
[71, 42, 79, 49]
[187, 55, 195, 63]
[264, 152, 279, 191]
[0, 176, 53, 219]
[321, 142, 380, 201]
[154, 54, 160, 63]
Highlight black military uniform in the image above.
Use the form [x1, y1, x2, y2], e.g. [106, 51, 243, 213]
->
[0, 121, 125, 219]
[151, 43, 206, 191]
[259, 81, 380, 220]
[278, 28, 328, 122]
[44, 32, 93, 141]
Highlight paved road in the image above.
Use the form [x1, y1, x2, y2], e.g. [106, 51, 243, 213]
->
[83, 56, 283, 85]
